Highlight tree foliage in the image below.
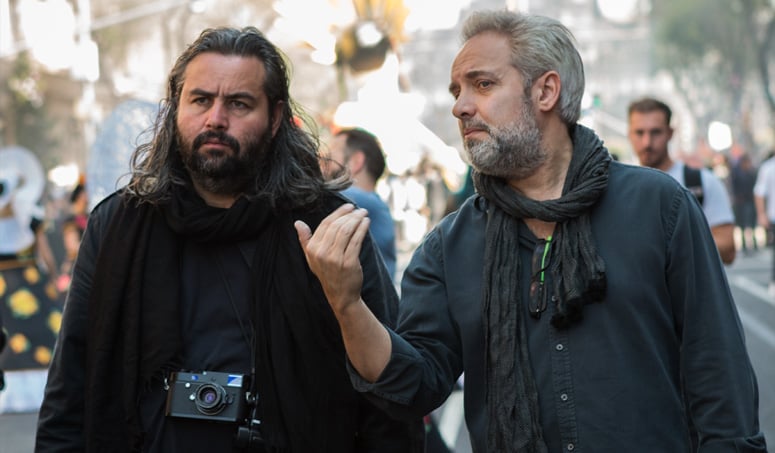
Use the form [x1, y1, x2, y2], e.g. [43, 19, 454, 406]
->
[1, 54, 59, 167]
[652, 0, 775, 144]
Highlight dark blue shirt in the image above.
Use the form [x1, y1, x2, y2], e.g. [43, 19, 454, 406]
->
[352, 161, 766, 453]
[342, 187, 396, 281]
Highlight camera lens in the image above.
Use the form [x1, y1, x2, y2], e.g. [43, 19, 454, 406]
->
[194, 383, 228, 415]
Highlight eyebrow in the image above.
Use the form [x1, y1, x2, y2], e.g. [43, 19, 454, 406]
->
[448, 69, 498, 94]
[187, 88, 258, 103]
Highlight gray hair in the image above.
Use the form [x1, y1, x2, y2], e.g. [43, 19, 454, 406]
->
[461, 10, 585, 126]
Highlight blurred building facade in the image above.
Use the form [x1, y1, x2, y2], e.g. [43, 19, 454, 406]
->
[1, 0, 772, 193]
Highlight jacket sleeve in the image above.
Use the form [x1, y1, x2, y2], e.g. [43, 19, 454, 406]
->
[354, 233, 425, 453]
[665, 189, 767, 451]
[35, 197, 112, 451]
[350, 227, 464, 422]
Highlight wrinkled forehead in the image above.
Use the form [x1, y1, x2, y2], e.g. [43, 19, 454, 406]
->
[450, 32, 514, 84]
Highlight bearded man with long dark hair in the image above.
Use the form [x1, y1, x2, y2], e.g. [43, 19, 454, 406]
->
[36, 26, 421, 453]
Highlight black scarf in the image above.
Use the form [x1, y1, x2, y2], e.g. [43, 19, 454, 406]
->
[83, 185, 359, 452]
[476, 124, 611, 452]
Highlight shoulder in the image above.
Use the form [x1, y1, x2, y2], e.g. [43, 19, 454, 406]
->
[86, 191, 127, 232]
[697, 167, 732, 201]
[341, 187, 388, 211]
[290, 190, 348, 229]
[420, 195, 487, 254]
[600, 161, 694, 224]
[759, 158, 775, 180]
[609, 160, 685, 195]
[437, 195, 487, 230]
[700, 168, 728, 198]
[698, 166, 724, 185]
[341, 186, 367, 202]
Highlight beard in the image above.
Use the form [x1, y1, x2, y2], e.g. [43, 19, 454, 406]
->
[178, 129, 271, 196]
[463, 98, 546, 180]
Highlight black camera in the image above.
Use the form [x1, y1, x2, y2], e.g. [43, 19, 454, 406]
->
[165, 370, 248, 423]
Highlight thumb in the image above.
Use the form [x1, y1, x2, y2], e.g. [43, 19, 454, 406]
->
[294, 220, 312, 248]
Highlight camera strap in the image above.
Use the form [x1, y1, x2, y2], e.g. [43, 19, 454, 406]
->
[214, 248, 265, 435]
[214, 250, 258, 392]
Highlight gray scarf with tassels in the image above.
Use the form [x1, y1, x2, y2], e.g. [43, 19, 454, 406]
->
[475, 124, 611, 452]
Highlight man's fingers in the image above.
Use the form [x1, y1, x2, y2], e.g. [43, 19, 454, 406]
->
[294, 220, 312, 248]
[318, 203, 357, 230]
[295, 205, 369, 265]
[344, 217, 370, 261]
[330, 209, 368, 247]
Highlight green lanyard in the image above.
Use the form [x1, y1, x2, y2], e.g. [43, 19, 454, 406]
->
[539, 235, 552, 283]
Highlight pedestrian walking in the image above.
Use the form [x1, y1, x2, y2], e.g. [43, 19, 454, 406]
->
[755, 149, 775, 295]
[730, 153, 759, 254]
[628, 97, 736, 264]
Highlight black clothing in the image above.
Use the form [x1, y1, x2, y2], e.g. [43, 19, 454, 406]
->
[351, 161, 767, 453]
[475, 125, 610, 452]
[36, 190, 421, 452]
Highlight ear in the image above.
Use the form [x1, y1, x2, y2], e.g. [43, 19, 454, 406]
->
[532, 71, 561, 114]
[348, 150, 366, 175]
[271, 101, 284, 137]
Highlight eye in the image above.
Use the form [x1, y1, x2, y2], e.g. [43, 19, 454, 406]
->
[228, 98, 255, 113]
[476, 80, 493, 90]
[448, 85, 460, 100]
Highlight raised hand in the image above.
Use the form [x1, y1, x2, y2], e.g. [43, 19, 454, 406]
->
[295, 203, 371, 316]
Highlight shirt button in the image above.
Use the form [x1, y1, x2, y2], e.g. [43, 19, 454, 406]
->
[560, 393, 568, 401]
[551, 295, 558, 302]
[567, 443, 575, 451]
[556, 343, 564, 351]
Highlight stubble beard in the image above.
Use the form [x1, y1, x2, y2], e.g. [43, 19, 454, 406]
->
[464, 100, 546, 180]
[178, 129, 270, 196]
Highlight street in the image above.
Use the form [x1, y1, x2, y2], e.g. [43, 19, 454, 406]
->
[726, 249, 775, 440]
[2, 249, 775, 452]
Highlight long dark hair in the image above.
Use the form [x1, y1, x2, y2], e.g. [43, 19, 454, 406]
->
[125, 26, 346, 209]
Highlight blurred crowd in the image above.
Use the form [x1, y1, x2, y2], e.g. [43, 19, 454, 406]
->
[0, 170, 88, 413]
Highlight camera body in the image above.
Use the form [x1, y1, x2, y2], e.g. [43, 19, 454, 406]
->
[165, 370, 248, 423]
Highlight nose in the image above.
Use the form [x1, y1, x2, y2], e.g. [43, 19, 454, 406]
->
[205, 101, 228, 130]
[640, 133, 654, 150]
[452, 92, 474, 120]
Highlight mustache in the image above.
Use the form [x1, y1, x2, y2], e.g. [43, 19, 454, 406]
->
[192, 130, 240, 153]
[462, 120, 490, 133]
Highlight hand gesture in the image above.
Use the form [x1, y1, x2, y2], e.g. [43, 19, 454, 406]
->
[295, 204, 371, 316]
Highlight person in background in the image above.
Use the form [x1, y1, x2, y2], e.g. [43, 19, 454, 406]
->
[56, 182, 90, 293]
[36, 26, 421, 452]
[295, 9, 766, 452]
[323, 128, 397, 281]
[754, 149, 775, 295]
[730, 153, 759, 254]
[628, 97, 736, 264]
[0, 168, 61, 414]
